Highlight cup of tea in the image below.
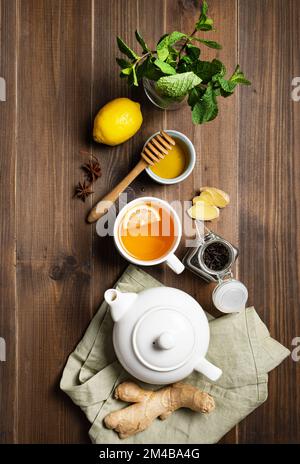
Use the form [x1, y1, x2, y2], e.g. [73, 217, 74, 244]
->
[113, 197, 185, 274]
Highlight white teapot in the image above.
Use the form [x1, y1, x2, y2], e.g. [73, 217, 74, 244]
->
[105, 286, 222, 384]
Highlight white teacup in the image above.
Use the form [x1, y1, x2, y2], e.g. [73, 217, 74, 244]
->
[113, 196, 185, 274]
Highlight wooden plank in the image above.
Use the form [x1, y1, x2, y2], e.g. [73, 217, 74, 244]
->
[0, 0, 17, 444]
[163, 0, 239, 443]
[238, 0, 300, 443]
[126, 0, 170, 286]
[16, 0, 93, 443]
[92, 0, 166, 303]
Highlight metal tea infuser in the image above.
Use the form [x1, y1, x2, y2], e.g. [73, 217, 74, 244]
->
[183, 222, 248, 313]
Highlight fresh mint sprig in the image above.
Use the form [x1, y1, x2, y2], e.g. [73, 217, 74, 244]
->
[116, 1, 251, 124]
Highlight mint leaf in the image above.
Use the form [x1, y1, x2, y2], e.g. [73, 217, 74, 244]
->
[216, 76, 236, 93]
[156, 32, 186, 61]
[230, 65, 251, 85]
[157, 71, 202, 98]
[117, 58, 133, 79]
[168, 31, 186, 46]
[137, 56, 163, 81]
[120, 67, 132, 76]
[212, 59, 226, 77]
[116, 58, 131, 69]
[156, 34, 170, 61]
[188, 87, 205, 107]
[186, 44, 200, 60]
[135, 30, 150, 53]
[196, 1, 214, 31]
[166, 46, 179, 67]
[191, 37, 222, 49]
[154, 59, 176, 75]
[177, 57, 193, 74]
[180, 55, 193, 66]
[166, 54, 178, 66]
[192, 58, 224, 84]
[192, 85, 218, 124]
[202, 0, 208, 15]
[188, 88, 199, 107]
[157, 33, 169, 46]
[117, 37, 138, 60]
[213, 66, 250, 97]
[156, 43, 169, 61]
[135, 59, 147, 81]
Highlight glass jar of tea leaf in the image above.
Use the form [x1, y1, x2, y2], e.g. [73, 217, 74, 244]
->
[183, 231, 248, 313]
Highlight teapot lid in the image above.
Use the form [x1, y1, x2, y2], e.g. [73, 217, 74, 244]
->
[132, 306, 196, 371]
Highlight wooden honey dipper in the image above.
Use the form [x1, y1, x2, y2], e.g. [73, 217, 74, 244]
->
[87, 131, 175, 223]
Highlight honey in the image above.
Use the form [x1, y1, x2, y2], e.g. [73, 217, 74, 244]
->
[150, 138, 188, 179]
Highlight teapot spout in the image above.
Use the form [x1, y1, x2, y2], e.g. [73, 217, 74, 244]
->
[104, 289, 137, 322]
[194, 358, 222, 382]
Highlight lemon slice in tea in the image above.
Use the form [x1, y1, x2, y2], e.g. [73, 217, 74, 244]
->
[123, 204, 161, 230]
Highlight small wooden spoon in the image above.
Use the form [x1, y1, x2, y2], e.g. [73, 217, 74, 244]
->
[87, 131, 175, 223]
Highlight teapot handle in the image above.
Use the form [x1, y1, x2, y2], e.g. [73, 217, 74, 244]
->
[194, 358, 222, 381]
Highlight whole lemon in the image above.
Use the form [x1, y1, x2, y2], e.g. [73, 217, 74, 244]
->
[93, 97, 143, 146]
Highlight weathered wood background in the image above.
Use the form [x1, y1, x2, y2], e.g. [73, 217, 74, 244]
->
[0, 0, 299, 443]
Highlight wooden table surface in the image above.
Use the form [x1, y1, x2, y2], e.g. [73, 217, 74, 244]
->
[0, 0, 299, 444]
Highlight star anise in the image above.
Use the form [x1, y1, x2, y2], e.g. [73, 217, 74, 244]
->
[79, 151, 102, 183]
[74, 181, 94, 202]
[82, 158, 102, 182]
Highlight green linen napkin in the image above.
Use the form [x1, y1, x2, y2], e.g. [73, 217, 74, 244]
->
[60, 265, 290, 444]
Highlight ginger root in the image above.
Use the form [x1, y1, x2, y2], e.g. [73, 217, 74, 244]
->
[104, 381, 215, 439]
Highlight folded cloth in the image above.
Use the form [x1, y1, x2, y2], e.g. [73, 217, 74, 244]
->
[60, 265, 290, 444]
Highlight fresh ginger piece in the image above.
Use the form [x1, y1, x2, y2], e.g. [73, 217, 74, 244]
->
[104, 382, 215, 439]
[199, 187, 230, 208]
[188, 201, 220, 221]
[193, 190, 215, 206]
